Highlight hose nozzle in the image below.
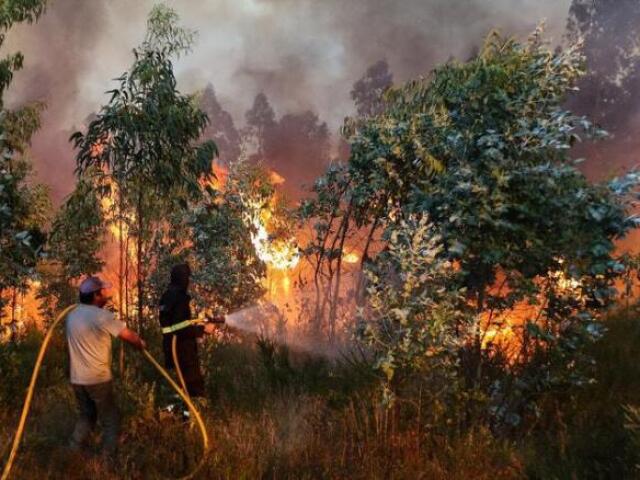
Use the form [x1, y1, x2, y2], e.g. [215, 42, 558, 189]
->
[206, 314, 226, 324]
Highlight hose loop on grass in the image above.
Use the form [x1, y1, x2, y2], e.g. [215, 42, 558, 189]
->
[1, 305, 210, 480]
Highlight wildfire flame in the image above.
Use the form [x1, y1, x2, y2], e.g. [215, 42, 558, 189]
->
[480, 260, 587, 355]
[210, 163, 229, 191]
[246, 197, 300, 271]
[209, 163, 300, 272]
[343, 251, 359, 264]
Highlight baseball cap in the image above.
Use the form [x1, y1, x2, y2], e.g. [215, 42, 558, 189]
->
[79, 276, 113, 294]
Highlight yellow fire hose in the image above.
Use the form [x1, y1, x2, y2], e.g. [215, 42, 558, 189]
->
[172, 335, 190, 399]
[1, 305, 210, 480]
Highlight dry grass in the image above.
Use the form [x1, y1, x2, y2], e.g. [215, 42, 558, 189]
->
[0, 332, 524, 479]
[5, 310, 640, 478]
[1, 399, 524, 480]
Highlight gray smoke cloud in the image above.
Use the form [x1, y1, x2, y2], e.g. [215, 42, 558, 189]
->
[3, 0, 571, 201]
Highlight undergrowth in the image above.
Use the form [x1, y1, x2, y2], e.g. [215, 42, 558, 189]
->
[2, 309, 640, 479]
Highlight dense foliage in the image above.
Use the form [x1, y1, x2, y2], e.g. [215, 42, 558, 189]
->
[189, 161, 269, 313]
[301, 28, 640, 430]
[70, 4, 216, 328]
[37, 175, 105, 318]
[0, 0, 49, 322]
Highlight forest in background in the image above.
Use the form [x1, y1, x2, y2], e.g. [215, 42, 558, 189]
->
[3, 1, 640, 478]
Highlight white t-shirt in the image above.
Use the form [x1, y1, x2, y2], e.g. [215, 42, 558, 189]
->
[65, 304, 125, 385]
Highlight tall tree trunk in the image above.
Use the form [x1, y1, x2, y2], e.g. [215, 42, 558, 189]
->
[356, 216, 381, 304]
[125, 234, 130, 325]
[123, 232, 131, 374]
[136, 191, 144, 334]
[329, 203, 353, 342]
[10, 287, 18, 342]
[118, 194, 125, 374]
[312, 212, 337, 334]
[323, 206, 352, 335]
[118, 215, 124, 321]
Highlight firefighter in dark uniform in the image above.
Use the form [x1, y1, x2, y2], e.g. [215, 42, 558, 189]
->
[159, 263, 208, 397]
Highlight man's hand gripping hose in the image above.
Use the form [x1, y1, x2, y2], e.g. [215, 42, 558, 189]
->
[1, 305, 210, 480]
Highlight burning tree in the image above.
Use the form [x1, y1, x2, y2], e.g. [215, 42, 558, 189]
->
[188, 160, 274, 313]
[146, 157, 297, 321]
[71, 4, 216, 330]
[37, 173, 106, 319]
[307, 27, 640, 430]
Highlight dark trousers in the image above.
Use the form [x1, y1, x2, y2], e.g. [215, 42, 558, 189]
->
[70, 381, 120, 455]
[162, 336, 205, 397]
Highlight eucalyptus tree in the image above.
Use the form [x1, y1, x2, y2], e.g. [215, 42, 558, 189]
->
[199, 84, 241, 165]
[306, 28, 640, 430]
[71, 4, 217, 329]
[146, 159, 269, 317]
[38, 174, 106, 319]
[0, 0, 50, 323]
[351, 59, 393, 118]
[189, 160, 268, 313]
[245, 92, 276, 160]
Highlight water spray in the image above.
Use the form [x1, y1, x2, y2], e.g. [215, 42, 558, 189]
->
[222, 301, 348, 359]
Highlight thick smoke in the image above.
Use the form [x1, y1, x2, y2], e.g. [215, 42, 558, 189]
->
[3, 0, 571, 201]
[3, 0, 119, 201]
[564, 0, 640, 183]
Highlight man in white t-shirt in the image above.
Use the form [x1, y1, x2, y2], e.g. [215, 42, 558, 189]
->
[65, 276, 145, 457]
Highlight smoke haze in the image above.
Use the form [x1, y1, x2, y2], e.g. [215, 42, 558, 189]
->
[3, 0, 571, 200]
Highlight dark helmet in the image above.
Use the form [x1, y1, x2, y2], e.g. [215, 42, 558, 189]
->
[170, 263, 191, 290]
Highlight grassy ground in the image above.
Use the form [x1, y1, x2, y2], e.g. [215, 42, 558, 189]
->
[2, 310, 640, 479]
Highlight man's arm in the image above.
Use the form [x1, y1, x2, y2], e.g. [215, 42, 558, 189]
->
[176, 295, 204, 340]
[118, 327, 146, 350]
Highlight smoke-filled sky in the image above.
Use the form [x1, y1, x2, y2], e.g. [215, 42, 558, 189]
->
[3, 0, 572, 200]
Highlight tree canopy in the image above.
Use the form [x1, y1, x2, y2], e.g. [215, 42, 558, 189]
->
[70, 3, 217, 328]
[0, 0, 49, 321]
[301, 28, 640, 428]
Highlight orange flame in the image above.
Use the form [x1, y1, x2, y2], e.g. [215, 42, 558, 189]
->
[246, 196, 300, 271]
[343, 251, 359, 264]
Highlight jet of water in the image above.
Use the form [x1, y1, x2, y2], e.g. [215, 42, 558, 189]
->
[224, 303, 272, 334]
[223, 301, 347, 359]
